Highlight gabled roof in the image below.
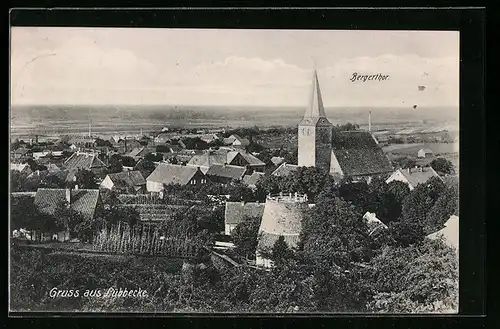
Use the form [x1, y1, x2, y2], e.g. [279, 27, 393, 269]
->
[206, 164, 246, 181]
[237, 151, 265, 166]
[105, 171, 146, 188]
[128, 147, 146, 158]
[63, 152, 106, 171]
[232, 135, 250, 146]
[299, 70, 332, 127]
[146, 163, 201, 186]
[271, 156, 285, 166]
[187, 150, 229, 168]
[332, 131, 393, 177]
[243, 172, 265, 187]
[399, 167, 441, 188]
[272, 162, 299, 177]
[224, 201, 265, 225]
[34, 188, 100, 221]
[14, 148, 30, 155]
[427, 215, 459, 250]
[11, 163, 31, 172]
[419, 148, 434, 153]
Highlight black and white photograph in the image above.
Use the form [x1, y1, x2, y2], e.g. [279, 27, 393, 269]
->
[9, 26, 460, 313]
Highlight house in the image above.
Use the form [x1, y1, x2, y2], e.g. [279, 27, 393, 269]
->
[127, 147, 148, 161]
[418, 148, 434, 158]
[271, 162, 299, 177]
[427, 215, 459, 250]
[63, 152, 107, 177]
[363, 212, 388, 236]
[224, 201, 265, 235]
[206, 164, 247, 184]
[154, 133, 173, 144]
[32, 151, 52, 160]
[329, 131, 394, 182]
[385, 166, 441, 191]
[146, 163, 207, 192]
[223, 134, 250, 148]
[68, 137, 97, 148]
[187, 149, 265, 174]
[11, 163, 32, 175]
[243, 172, 265, 189]
[13, 148, 32, 160]
[33, 187, 101, 242]
[100, 171, 146, 193]
[271, 156, 285, 166]
[114, 138, 142, 154]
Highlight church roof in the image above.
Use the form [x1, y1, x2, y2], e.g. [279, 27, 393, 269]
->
[332, 131, 393, 177]
[300, 69, 332, 127]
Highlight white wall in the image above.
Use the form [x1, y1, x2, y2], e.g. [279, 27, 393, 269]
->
[146, 180, 164, 192]
[385, 170, 413, 190]
[100, 175, 114, 190]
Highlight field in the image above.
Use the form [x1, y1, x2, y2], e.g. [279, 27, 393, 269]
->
[382, 143, 459, 156]
[10, 104, 458, 140]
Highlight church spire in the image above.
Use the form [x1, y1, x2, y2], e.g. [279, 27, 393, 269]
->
[304, 69, 327, 119]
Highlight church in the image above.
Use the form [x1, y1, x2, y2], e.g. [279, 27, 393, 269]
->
[297, 70, 393, 182]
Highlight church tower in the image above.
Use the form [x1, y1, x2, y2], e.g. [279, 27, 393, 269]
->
[297, 69, 333, 171]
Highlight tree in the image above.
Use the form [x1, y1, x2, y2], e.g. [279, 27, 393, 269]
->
[121, 156, 136, 167]
[144, 153, 163, 162]
[107, 155, 123, 174]
[401, 176, 446, 234]
[95, 138, 111, 147]
[300, 197, 371, 269]
[388, 219, 425, 247]
[392, 156, 417, 169]
[283, 147, 298, 164]
[182, 137, 209, 150]
[75, 169, 98, 189]
[367, 238, 458, 313]
[271, 236, 294, 264]
[10, 195, 36, 230]
[10, 170, 27, 192]
[430, 158, 454, 175]
[425, 183, 459, 233]
[231, 216, 262, 259]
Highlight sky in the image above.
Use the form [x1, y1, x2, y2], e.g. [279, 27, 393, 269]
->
[10, 28, 459, 107]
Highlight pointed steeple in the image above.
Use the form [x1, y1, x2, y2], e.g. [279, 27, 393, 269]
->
[304, 69, 327, 119]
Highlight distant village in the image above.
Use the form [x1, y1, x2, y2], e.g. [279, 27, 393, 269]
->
[10, 70, 459, 271]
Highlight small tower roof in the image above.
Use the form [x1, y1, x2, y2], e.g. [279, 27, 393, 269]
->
[304, 69, 327, 119]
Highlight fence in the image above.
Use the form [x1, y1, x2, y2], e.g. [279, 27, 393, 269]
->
[92, 222, 200, 259]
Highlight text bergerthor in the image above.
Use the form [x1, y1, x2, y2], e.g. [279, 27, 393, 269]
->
[350, 73, 390, 82]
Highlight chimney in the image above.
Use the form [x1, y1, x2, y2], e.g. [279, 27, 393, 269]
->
[368, 111, 372, 132]
[65, 188, 71, 204]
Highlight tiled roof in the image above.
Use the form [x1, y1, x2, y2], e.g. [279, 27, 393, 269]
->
[146, 163, 200, 186]
[399, 167, 441, 188]
[243, 172, 265, 187]
[271, 156, 285, 166]
[224, 201, 265, 225]
[332, 131, 393, 177]
[187, 151, 228, 168]
[272, 163, 299, 177]
[127, 147, 146, 157]
[206, 164, 246, 181]
[106, 171, 146, 188]
[11, 191, 36, 198]
[256, 231, 301, 253]
[11, 163, 30, 172]
[63, 152, 106, 171]
[14, 148, 30, 155]
[237, 151, 265, 166]
[442, 175, 459, 188]
[427, 215, 459, 250]
[34, 188, 100, 220]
